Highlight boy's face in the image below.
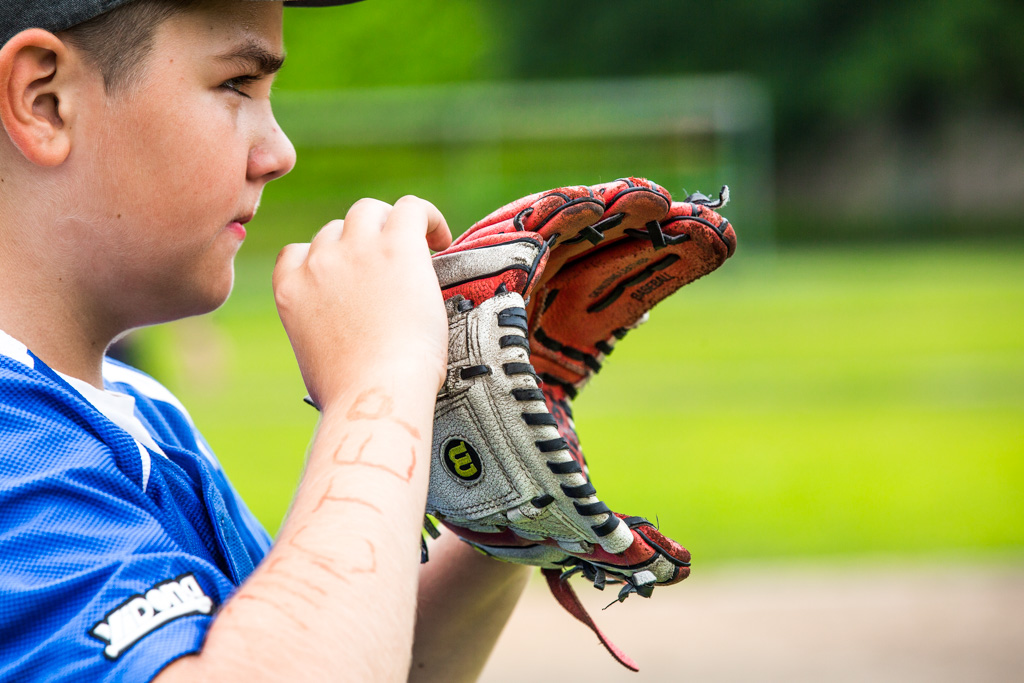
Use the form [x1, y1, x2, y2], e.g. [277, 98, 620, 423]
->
[70, 0, 295, 326]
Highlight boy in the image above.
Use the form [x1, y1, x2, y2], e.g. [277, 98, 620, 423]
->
[0, 1, 529, 680]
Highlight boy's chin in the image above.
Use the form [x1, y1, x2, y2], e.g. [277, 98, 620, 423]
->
[156, 268, 236, 323]
[198, 272, 236, 315]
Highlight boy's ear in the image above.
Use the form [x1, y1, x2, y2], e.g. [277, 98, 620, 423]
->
[0, 29, 81, 166]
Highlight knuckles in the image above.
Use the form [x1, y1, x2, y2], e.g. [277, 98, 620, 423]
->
[348, 197, 392, 213]
[344, 197, 394, 228]
[394, 194, 422, 206]
[272, 275, 299, 311]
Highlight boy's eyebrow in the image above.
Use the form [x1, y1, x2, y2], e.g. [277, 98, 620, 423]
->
[216, 40, 286, 76]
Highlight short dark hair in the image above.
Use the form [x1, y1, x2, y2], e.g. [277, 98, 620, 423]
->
[59, 0, 201, 93]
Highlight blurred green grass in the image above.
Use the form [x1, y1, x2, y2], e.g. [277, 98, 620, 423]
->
[138, 241, 1024, 564]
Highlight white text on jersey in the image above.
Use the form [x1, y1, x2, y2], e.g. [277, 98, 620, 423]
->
[90, 573, 214, 659]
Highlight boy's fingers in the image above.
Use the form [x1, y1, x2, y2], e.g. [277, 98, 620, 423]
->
[427, 218, 453, 252]
[385, 195, 452, 251]
[339, 198, 393, 242]
[274, 242, 311, 280]
[309, 219, 345, 251]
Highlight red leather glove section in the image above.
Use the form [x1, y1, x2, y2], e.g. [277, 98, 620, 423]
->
[530, 193, 737, 390]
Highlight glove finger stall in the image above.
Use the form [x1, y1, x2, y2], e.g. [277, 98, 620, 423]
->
[529, 199, 736, 389]
[451, 186, 601, 247]
[529, 179, 672, 314]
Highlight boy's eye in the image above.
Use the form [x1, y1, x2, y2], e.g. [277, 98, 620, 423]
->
[221, 75, 259, 98]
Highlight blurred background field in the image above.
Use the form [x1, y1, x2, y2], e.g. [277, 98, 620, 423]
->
[131, 0, 1023, 677]
[140, 244, 1024, 564]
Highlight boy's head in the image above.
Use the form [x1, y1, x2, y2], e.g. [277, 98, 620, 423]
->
[0, 1, 355, 335]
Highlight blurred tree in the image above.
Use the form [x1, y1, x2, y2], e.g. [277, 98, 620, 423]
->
[277, 0, 499, 90]
[488, 0, 1024, 143]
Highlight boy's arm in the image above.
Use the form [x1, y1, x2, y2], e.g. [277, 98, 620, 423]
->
[410, 532, 531, 682]
[158, 196, 451, 682]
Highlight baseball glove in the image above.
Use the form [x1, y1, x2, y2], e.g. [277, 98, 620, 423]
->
[427, 178, 736, 669]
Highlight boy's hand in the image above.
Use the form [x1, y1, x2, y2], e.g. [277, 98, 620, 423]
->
[273, 196, 452, 411]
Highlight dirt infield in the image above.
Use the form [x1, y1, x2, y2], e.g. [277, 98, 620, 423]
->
[479, 560, 1024, 682]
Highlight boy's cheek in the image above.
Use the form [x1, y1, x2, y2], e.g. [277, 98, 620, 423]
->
[82, 84, 251, 242]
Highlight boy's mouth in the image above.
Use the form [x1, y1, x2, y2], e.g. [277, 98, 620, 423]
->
[226, 212, 253, 240]
[226, 221, 247, 240]
[227, 211, 255, 236]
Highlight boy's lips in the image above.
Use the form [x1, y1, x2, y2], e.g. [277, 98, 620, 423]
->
[227, 211, 254, 239]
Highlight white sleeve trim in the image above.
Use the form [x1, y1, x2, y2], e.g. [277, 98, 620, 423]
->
[101, 359, 221, 470]
[101, 361, 195, 425]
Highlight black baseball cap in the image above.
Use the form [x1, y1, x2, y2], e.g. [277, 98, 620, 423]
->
[1, 1, 366, 47]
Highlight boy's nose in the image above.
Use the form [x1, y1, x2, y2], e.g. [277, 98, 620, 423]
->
[248, 116, 297, 183]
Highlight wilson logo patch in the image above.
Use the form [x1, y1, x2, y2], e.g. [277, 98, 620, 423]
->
[90, 573, 215, 660]
[443, 439, 482, 483]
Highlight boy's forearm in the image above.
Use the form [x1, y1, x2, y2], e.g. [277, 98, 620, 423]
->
[410, 532, 531, 682]
[158, 374, 437, 682]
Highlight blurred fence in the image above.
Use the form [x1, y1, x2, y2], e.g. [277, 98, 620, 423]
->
[257, 76, 773, 250]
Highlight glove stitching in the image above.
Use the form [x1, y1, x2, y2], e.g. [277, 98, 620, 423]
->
[512, 208, 532, 231]
[661, 213, 730, 244]
[540, 288, 560, 313]
[603, 182, 668, 209]
[441, 265, 533, 295]
[525, 237, 549, 291]
[530, 196, 605, 233]
[511, 387, 544, 402]
[623, 226, 692, 248]
[496, 308, 621, 542]
[537, 372, 578, 399]
[458, 365, 492, 380]
[498, 334, 530, 350]
[494, 317, 595, 536]
[521, 412, 557, 426]
[533, 328, 603, 374]
[632, 527, 691, 568]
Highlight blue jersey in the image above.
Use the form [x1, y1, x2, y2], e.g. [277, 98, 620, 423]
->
[0, 335, 272, 682]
